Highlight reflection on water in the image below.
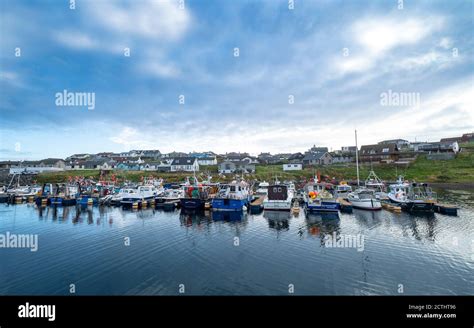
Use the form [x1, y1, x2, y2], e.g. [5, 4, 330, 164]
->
[0, 191, 473, 295]
[264, 211, 291, 232]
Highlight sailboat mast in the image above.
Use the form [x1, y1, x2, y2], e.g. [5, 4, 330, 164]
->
[355, 129, 360, 186]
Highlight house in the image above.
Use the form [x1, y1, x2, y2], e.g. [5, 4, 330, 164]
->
[8, 159, 66, 174]
[101, 160, 117, 170]
[340, 146, 357, 153]
[417, 141, 459, 153]
[224, 153, 259, 164]
[170, 157, 199, 172]
[140, 150, 161, 159]
[288, 152, 304, 161]
[283, 163, 302, 171]
[162, 152, 188, 158]
[196, 156, 217, 166]
[116, 162, 142, 171]
[302, 152, 333, 166]
[143, 162, 159, 171]
[257, 152, 273, 164]
[65, 153, 91, 161]
[360, 144, 399, 163]
[38, 158, 66, 169]
[96, 152, 116, 158]
[440, 137, 463, 144]
[218, 161, 255, 174]
[331, 153, 354, 163]
[308, 145, 329, 153]
[378, 139, 410, 149]
[66, 160, 85, 170]
[82, 159, 109, 170]
[0, 161, 21, 169]
[461, 132, 474, 143]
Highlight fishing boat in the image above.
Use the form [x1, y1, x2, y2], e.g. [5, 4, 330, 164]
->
[387, 177, 437, 212]
[304, 182, 340, 212]
[155, 188, 184, 209]
[49, 183, 79, 206]
[334, 182, 352, 199]
[120, 185, 160, 207]
[364, 170, 387, 200]
[263, 182, 294, 211]
[179, 175, 215, 210]
[211, 180, 251, 211]
[348, 188, 382, 210]
[77, 188, 100, 206]
[255, 181, 270, 195]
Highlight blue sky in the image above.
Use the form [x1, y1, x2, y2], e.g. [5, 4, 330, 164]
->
[1, 0, 473, 160]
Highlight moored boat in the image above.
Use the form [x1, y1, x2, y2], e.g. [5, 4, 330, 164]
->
[348, 188, 382, 210]
[304, 182, 340, 212]
[387, 177, 437, 212]
[211, 180, 251, 211]
[121, 185, 160, 207]
[263, 182, 294, 211]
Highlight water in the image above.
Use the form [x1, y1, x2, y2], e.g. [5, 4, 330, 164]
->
[0, 189, 473, 295]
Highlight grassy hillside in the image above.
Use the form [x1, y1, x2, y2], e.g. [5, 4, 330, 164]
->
[36, 143, 474, 184]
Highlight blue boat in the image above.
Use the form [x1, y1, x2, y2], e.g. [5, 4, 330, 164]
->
[49, 183, 79, 206]
[211, 181, 251, 211]
[304, 182, 340, 213]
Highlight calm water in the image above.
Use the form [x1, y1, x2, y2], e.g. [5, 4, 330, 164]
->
[0, 188, 473, 295]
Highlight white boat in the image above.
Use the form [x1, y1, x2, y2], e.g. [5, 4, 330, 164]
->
[334, 183, 352, 199]
[263, 183, 294, 211]
[365, 170, 387, 200]
[387, 177, 436, 212]
[348, 189, 382, 210]
[120, 185, 160, 206]
[256, 181, 269, 195]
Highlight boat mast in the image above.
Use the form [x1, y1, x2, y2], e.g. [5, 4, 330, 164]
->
[355, 129, 360, 186]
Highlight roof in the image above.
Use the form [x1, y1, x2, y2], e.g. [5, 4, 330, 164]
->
[303, 152, 329, 161]
[171, 157, 197, 165]
[360, 144, 398, 155]
[39, 158, 65, 164]
[378, 139, 409, 144]
[219, 160, 254, 166]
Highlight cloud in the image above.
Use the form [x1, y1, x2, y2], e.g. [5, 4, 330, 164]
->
[54, 30, 99, 50]
[336, 15, 444, 74]
[87, 0, 190, 40]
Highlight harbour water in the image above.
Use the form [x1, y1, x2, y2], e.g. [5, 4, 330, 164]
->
[0, 188, 472, 295]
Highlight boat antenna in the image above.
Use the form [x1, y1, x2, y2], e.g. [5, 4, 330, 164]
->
[355, 129, 360, 186]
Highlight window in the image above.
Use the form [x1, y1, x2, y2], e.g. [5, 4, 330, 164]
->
[382, 148, 389, 153]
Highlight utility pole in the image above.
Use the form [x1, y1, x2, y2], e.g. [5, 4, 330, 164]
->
[355, 129, 360, 186]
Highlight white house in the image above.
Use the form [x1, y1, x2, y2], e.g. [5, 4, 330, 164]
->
[170, 157, 199, 172]
[197, 156, 217, 166]
[283, 163, 302, 171]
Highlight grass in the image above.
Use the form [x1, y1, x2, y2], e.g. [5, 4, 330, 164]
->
[36, 143, 474, 184]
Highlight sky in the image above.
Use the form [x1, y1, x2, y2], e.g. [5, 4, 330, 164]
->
[0, 0, 473, 160]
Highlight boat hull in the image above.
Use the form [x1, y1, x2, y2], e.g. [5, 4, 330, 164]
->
[263, 200, 292, 211]
[49, 197, 77, 206]
[121, 196, 155, 207]
[180, 198, 206, 210]
[211, 198, 248, 211]
[400, 201, 435, 212]
[305, 201, 340, 212]
[349, 199, 382, 211]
